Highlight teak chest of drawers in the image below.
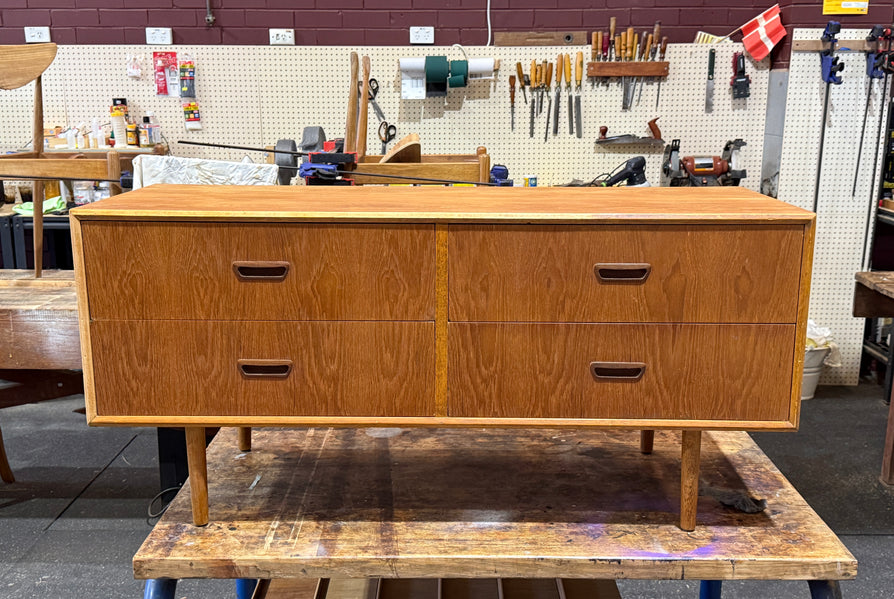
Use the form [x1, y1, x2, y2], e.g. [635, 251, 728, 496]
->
[71, 185, 815, 530]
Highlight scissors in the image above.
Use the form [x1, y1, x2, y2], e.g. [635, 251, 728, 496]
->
[367, 78, 386, 122]
[378, 121, 396, 154]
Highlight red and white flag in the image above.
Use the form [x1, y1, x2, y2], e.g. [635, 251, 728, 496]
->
[740, 4, 786, 62]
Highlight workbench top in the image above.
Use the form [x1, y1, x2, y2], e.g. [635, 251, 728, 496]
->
[71, 185, 815, 224]
[134, 427, 855, 582]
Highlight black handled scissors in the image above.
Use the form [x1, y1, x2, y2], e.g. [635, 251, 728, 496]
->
[378, 121, 396, 154]
[367, 78, 386, 122]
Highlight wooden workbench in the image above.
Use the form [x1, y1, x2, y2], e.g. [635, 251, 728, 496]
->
[134, 427, 856, 591]
[853, 271, 894, 484]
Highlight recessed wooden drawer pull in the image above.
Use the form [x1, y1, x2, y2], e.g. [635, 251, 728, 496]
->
[232, 261, 290, 281]
[238, 359, 293, 378]
[590, 361, 646, 381]
[594, 263, 651, 282]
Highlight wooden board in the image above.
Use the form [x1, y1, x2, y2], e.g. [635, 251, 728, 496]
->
[587, 62, 669, 78]
[494, 32, 587, 46]
[134, 427, 856, 581]
[70, 185, 815, 224]
[0, 269, 80, 369]
[0, 43, 57, 90]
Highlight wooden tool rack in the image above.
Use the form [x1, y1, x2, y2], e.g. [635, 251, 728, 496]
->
[135, 427, 856, 599]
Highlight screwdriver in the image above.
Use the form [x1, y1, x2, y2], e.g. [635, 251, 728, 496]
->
[509, 74, 516, 131]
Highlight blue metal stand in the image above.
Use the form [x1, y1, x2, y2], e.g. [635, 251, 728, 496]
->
[236, 578, 259, 599]
[699, 580, 722, 599]
[143, 578, 177, 599]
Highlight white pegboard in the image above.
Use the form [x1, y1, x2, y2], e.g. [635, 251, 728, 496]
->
[0, 43, 768, 190]
[779, 28, 891, 385]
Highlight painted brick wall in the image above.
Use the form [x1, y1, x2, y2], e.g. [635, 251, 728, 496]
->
[0, 1, 891, 66]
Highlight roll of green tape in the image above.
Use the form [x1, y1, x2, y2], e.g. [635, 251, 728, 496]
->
[424, 56, 449, 96]
[449, 60, 469, 87]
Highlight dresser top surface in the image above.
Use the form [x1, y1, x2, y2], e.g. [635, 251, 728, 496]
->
[71, 184, 814, 223]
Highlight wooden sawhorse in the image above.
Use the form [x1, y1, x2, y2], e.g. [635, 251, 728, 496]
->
[135, 428, 856, 598]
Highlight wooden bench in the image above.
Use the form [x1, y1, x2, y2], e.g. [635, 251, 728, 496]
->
[135, 427, 856, 598]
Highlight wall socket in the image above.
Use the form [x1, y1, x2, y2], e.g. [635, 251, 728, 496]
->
[24, 27, 51, 44]
[145, 27, 173, 45]
[409, 27, 435, 45]
[269, 29, 295, 45]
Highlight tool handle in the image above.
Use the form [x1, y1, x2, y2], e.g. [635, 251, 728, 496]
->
[633, 33, 640, 60]
[645, 34, 654, 61]
[531, 59, 538, 88]
[615, 35, 622, 61]
[575, 51, 583, 86]
[609, 16, 616, 40]
[659, 36, 668, 60]
[541, 60, 548, 85]
[653, 21, 661, 46]
[545, 61, 553, 88]
[344, 52, 359, 154]
[556, 54, 563, 85]
[596, 32, 603, 60]
[564, 52, 572, 85]
[707, 48, 715, 80]
[599, 125, 608, 139]
[627, 28, 635, 61]
[618, 31, 626, 60]
[509, 75, 516, 103]
[515, 62, 525, 87]
[591, 33, 597, 61]
[647, 117, 661, 140]
[603, 34, 609, 59]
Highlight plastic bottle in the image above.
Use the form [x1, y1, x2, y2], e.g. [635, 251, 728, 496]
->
[139, 117, 155, 148]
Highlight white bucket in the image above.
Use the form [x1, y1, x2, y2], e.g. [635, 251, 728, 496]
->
[801, 346, 831, 400]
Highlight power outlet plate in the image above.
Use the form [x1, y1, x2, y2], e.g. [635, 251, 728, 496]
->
[24, 27, 51, 44]
[145, 27, 173, 45]
[269, 28, 295, 45]
[409, 27, 435, 45]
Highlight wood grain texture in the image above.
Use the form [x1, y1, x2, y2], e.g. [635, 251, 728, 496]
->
[185, 427, 209, 526]
[680, 430, 701, 531]
[448, 225, 803, 323]
[81, 222, 435, 321]
[448, 323, 795, 422]
[494, 31, 587, 46]
[0, 158, 119, 180]
[853, 279, 894, 317]
[134, 427, 856, 581]
[435, 224, 448, 417]
[0, 272, 80, 369]
[351, 162, 484, 186]
[587, 61, 669, 77]
[90, 320, 435, 419]
[238, 427, 252, 452]
[71, 217, 98, 420]
[70, 185, 816, 224]
[789, 218, 816, 428]
[0, 43, 57, 90]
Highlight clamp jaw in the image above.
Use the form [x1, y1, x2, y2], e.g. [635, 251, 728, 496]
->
[821, 21, 844, 85]
[867, 25, 886, 79]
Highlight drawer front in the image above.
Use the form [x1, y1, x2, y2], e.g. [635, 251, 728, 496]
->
[448, 323, 795, 422]
[83, 222, 435, 321]
[90, 320, 435, 418]
[448, 225, 804, 323]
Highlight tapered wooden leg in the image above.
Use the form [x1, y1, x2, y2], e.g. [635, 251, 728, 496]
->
[0, 424, 14, 484]
[680, 430, 702, 531]
[640, 430, 655, 454]
[185, 427, 209, 526]
[238, 427, 252, 452]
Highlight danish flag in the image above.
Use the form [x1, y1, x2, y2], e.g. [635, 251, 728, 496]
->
[740, 4, 787, 62]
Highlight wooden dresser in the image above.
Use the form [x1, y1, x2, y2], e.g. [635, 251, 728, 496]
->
[71, 185, 815, 530]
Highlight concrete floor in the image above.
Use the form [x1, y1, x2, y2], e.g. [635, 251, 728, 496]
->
[0, 382, 892, 598]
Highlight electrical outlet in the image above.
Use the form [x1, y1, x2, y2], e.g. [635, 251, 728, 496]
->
[24, 27, 51, 44]
[269, 28, 295, 46]
[145, 27, 173, 45]
[409, 27, 435, 45]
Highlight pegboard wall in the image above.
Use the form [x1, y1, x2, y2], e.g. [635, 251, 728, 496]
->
[0, 43, 770, 188]
[778, 28, 891, 386]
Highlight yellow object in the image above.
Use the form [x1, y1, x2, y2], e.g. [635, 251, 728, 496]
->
[823, 0, 868, 15]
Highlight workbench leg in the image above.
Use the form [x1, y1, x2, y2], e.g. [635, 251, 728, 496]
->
[698, 580, 722, 599]
[807, 580, 842, 599]
[185, 427, 209, 526]
[238, 427, 252, 452]
[0, 423, 14, 483]
[143, 578, 177, 599]
[640, 430, 655, 454]
[881, 382, 894, 484]
[680, 430, 701, 531]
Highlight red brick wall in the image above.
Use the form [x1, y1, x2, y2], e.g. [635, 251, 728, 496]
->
[0, 1, 891, 66]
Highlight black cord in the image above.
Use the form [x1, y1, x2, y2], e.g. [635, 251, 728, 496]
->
[146, 485, 183, 523]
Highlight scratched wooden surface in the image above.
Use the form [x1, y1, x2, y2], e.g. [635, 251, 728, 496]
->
[135, 428, 856, 581]
[0, 269, 79, 369]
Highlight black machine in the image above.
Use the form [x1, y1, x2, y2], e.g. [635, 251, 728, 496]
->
[661, 139, 746, 187]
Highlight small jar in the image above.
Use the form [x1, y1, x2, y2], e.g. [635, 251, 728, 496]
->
[72, 181, 94, 205]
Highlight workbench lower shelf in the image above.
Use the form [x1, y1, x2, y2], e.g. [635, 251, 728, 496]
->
[134, 428, 856, 584]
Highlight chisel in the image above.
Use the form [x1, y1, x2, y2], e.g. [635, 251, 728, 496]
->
[529, 60, 537, 138]
[515, 62, 527, 104]
[705, 48, 715, 112]
[565, 53, 573, 135]
[544, 61, 553, 142]
[655, 36, 668, 109]
[509, 75, 516, 131]
[575, 50, 583, 138]
[540, 60, 548, 114]
[609, 17, 617, 61]
[553, 54, 562, 136]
